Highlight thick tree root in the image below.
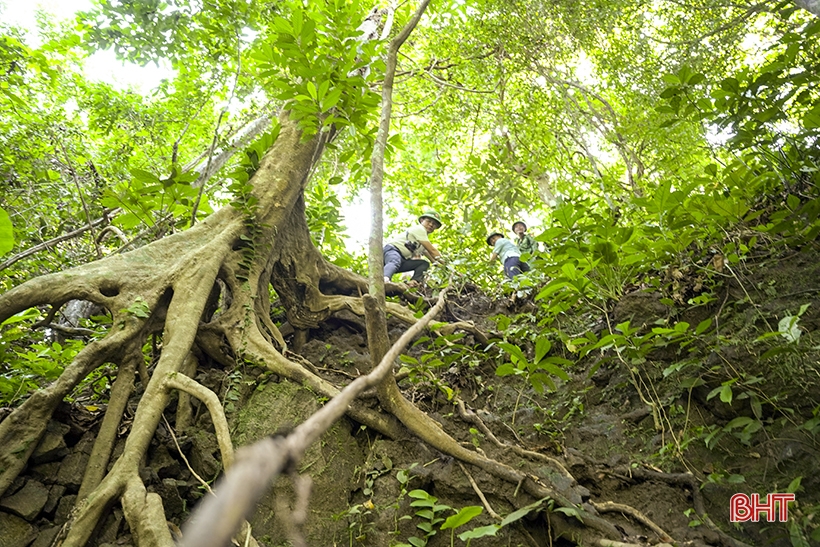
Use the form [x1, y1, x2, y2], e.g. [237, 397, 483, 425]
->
[0, 325, 138, 496]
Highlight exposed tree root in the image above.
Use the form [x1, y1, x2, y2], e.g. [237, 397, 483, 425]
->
[590, 500, 674, 543]
[611, 466, 755, 547]
[0, 324, 139, 496]
[78, 342, 140, 501]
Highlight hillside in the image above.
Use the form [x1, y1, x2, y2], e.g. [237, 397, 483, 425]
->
[2, 239, 818, 547]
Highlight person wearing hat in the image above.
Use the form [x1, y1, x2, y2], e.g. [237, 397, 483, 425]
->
[383, 210, 443, 287]
[487, 230, 529, 279]
[512, 221, 538, 258]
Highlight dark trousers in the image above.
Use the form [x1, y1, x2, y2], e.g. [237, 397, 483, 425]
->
[504, 256, 530, 279]
[384, 245, 429, 282]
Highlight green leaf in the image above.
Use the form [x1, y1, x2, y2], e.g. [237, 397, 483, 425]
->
[534, 337, 551, 362]
[0, 207, 14, 257]
[724, 417, 754, 430]
[554, 506, 582, 521]
[1, 307, 40, 326]
[534, 361, 570, 382]
[500, 497, 548, 527]
[719, 385, 733, 404]
[440, 506, 482, 530]
[695, 319, 712, 335]
[498, 342, 527, 364]
[458, 525, 499, 541]
[495, 363, 517, 377]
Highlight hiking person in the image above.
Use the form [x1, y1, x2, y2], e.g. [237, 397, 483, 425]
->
[512, 220, 538, 258]
[487, 231, 529, 279]
[383, 210, 443, 287]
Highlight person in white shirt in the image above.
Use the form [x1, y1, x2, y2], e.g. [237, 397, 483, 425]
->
[383, 210, 443, 287]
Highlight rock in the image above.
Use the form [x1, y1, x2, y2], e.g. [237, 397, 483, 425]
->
[97, 509, 124, 544]
[29, 463, 60, 485]
[154, 479, 185, 517]
[56, 452, 89, 491]
[0, 479, 49, 521]
[31, 526, 60, 547]
[72, 431, 96, 455]
[0, 512, 37, 547]
[54, 494, 77, 524]
[148, 444, 181, 479]
[187, 432, 220, 480]
[44, 485, 66, 515]
[5, 476, 26, 496]
[31, 421, 70, 464]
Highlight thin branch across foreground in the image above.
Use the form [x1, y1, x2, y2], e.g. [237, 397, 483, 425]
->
[178, 287, 450, 547]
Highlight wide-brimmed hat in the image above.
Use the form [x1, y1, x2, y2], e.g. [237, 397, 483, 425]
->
[419, 210, 443, 228]
[512, 220, 527, 231]
[486, 231, 503, 246]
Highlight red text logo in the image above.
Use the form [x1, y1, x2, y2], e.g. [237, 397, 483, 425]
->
[730, 493, 795, 522]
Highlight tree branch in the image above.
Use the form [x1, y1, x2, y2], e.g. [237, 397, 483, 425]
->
[0, 213, 111, 272]
[178, 286, 451, 547]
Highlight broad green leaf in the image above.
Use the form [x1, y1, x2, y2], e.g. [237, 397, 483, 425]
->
[500, 497, 548, 527]
[724, 417, 754, 430]
[458, 525, 499, 541]
[440, 506, 482, 530]
[720, 385, 733, 404]
[534, 337, 551, 362]
[495, 363, 517, 377]
[498, 342, 527, 364]
[1, 308, 40, 325]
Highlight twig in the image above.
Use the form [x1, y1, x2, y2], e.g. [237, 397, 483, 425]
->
[161, 414, 213, 494]
[455, 399, 573, 480]
[0, 213, 111, 272]
[58, 141, 103, 259]
[590, 500, 674, 542]
[457, 461, 500, 519]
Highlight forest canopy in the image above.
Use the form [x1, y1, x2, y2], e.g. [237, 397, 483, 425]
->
[2, 0, 820, 546]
